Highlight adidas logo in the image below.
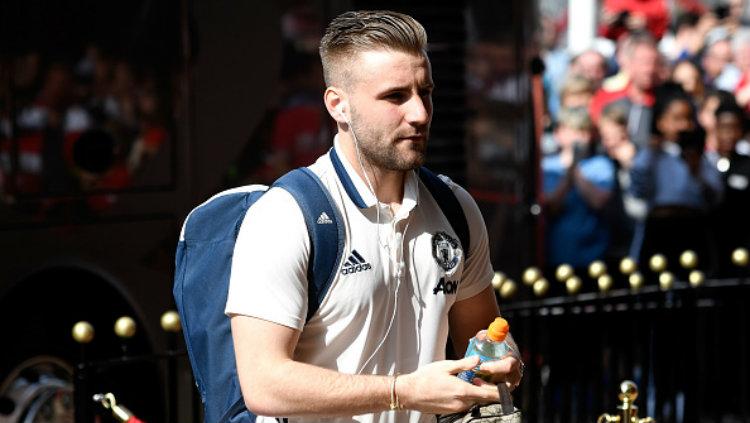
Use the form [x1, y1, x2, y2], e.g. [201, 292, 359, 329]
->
[317, 212, 333, 224]
[341, 249, 372, 275]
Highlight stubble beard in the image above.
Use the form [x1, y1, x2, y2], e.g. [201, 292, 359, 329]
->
[350, 118, 429, 172]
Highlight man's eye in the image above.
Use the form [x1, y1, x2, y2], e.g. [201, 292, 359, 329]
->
[386, 92, 406, 101]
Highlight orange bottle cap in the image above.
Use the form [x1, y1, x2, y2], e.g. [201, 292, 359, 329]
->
[487, 317, 510, 342]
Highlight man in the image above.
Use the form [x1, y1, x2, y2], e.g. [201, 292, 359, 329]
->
[712, 100, 750, 274]
[559, 75, 596, 110]
[702, 30, 739, 92]
[590, 32, 660, 148]
[542, 107, 614, 268]
[569, 49, 608, 89]
[225, 10, 522, 423]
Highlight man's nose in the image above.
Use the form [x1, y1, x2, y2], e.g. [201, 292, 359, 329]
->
[405, 95, 431, 126]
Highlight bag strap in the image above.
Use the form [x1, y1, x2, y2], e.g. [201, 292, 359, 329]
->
[417, 167, 471, 260]
[274, 168, 345, 322]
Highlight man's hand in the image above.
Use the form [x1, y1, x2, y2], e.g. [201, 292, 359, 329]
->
[397, 356, 501, 414]
[468, 329, 524, 391]
[478, 355, 523, 391]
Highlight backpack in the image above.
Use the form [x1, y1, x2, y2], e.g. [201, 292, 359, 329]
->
[173, 165, 470, 423]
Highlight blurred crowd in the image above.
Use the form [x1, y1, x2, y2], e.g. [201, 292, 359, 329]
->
[540, 0, 750, 276]
[0, 45, 169, 214]
[236, 5, 332, 186]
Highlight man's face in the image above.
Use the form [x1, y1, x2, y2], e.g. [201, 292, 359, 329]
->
[703, 40, 733, 79]
[599, 118, 628, 152]
[716, 112, 743, 155]
[346, 49, 433, 171]
[573, 51, 606, 86]
[628, 44, 659, 91]
[554, 125, 591, 150]
[561, 92, 592, 109]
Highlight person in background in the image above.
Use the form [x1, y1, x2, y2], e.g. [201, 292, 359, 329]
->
[541, 14, 572, 123]
[730, 28, 750, 110]
[598, 104, 641, 260]
[541, 76, 597, 155]
[702, 28, 740, 91]
[698, 89, 736, 153]
[672, 59, 706, 106]
[598, 0, 669, 41]
[659, 12, 704, 62]
[601, 35, 633, 93]
[629, 83, 724, 259]
[722, 0, 749, 36]
[713, 99, 750, 274]
[590, 32, 660, 149]
[569, 49, 609, 89]
[560, 75, 596, 110]
[542, 107, 614, 269]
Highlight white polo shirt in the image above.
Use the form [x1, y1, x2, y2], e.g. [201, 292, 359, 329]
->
[225, 138, 494, 423]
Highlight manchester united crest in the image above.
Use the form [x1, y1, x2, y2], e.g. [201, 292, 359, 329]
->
[432, 231, 462, 271]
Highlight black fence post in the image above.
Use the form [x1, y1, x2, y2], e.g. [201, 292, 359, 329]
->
[71, 321, 94, 423]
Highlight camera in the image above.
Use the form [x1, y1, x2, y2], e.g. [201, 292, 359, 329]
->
[572, 141, 589, 163]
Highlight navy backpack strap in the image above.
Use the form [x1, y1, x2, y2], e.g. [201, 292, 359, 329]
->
[417, 167, 471, 261]
[274, 168, 345, 322]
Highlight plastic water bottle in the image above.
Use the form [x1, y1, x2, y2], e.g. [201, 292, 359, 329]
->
[457, 317, 511, 382]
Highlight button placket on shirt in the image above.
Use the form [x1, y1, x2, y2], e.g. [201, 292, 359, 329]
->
[377, 205, 408, 286]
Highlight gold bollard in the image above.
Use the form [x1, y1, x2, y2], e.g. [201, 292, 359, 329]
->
[72, 321, 95, 344]
[499, 279, 518, 299]
[658, 272, 674, 291]
[679, 250, 698, 269]
[649, 254, 667, 273]
[522, 267, 542, 286]
[732, 248, 749, 267]
[533, 278, 549, 297]
[628, 272, 644, 292]
[619, 257, 637, 275]
[555, 264, 574, 282]
[114, 316, 136, 339]
[688, 270, 705, 287]
[491, 272, 507, 290]
[161, 310, 181, 333]
[597, 380, 655, 423]
[565, 276, 582, 295]
[589, 260, 607, 279]
[597, 274, 613, 293]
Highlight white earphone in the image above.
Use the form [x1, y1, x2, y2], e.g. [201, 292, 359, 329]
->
[337, 103, 347, 123]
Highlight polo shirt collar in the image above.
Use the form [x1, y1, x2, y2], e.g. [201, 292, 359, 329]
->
[330, 136, 418, 215]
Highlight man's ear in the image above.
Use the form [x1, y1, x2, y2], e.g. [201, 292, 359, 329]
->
[324, 87, 348, 124]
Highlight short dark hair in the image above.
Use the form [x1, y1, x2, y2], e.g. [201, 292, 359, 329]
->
[623, 31, 657, 58]
[651, 82, 696, 136]
[714, 97, 744, 120]
[715, 97, 746, 133]
[601, 103, 629, 127]
[319, 10, 427, 86]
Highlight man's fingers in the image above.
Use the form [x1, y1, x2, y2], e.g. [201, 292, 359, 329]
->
[478, 356, 516, 374]
[464, 379, 502, 403]
[478, 357, 523, 387]
[444, 355, 481, 373]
